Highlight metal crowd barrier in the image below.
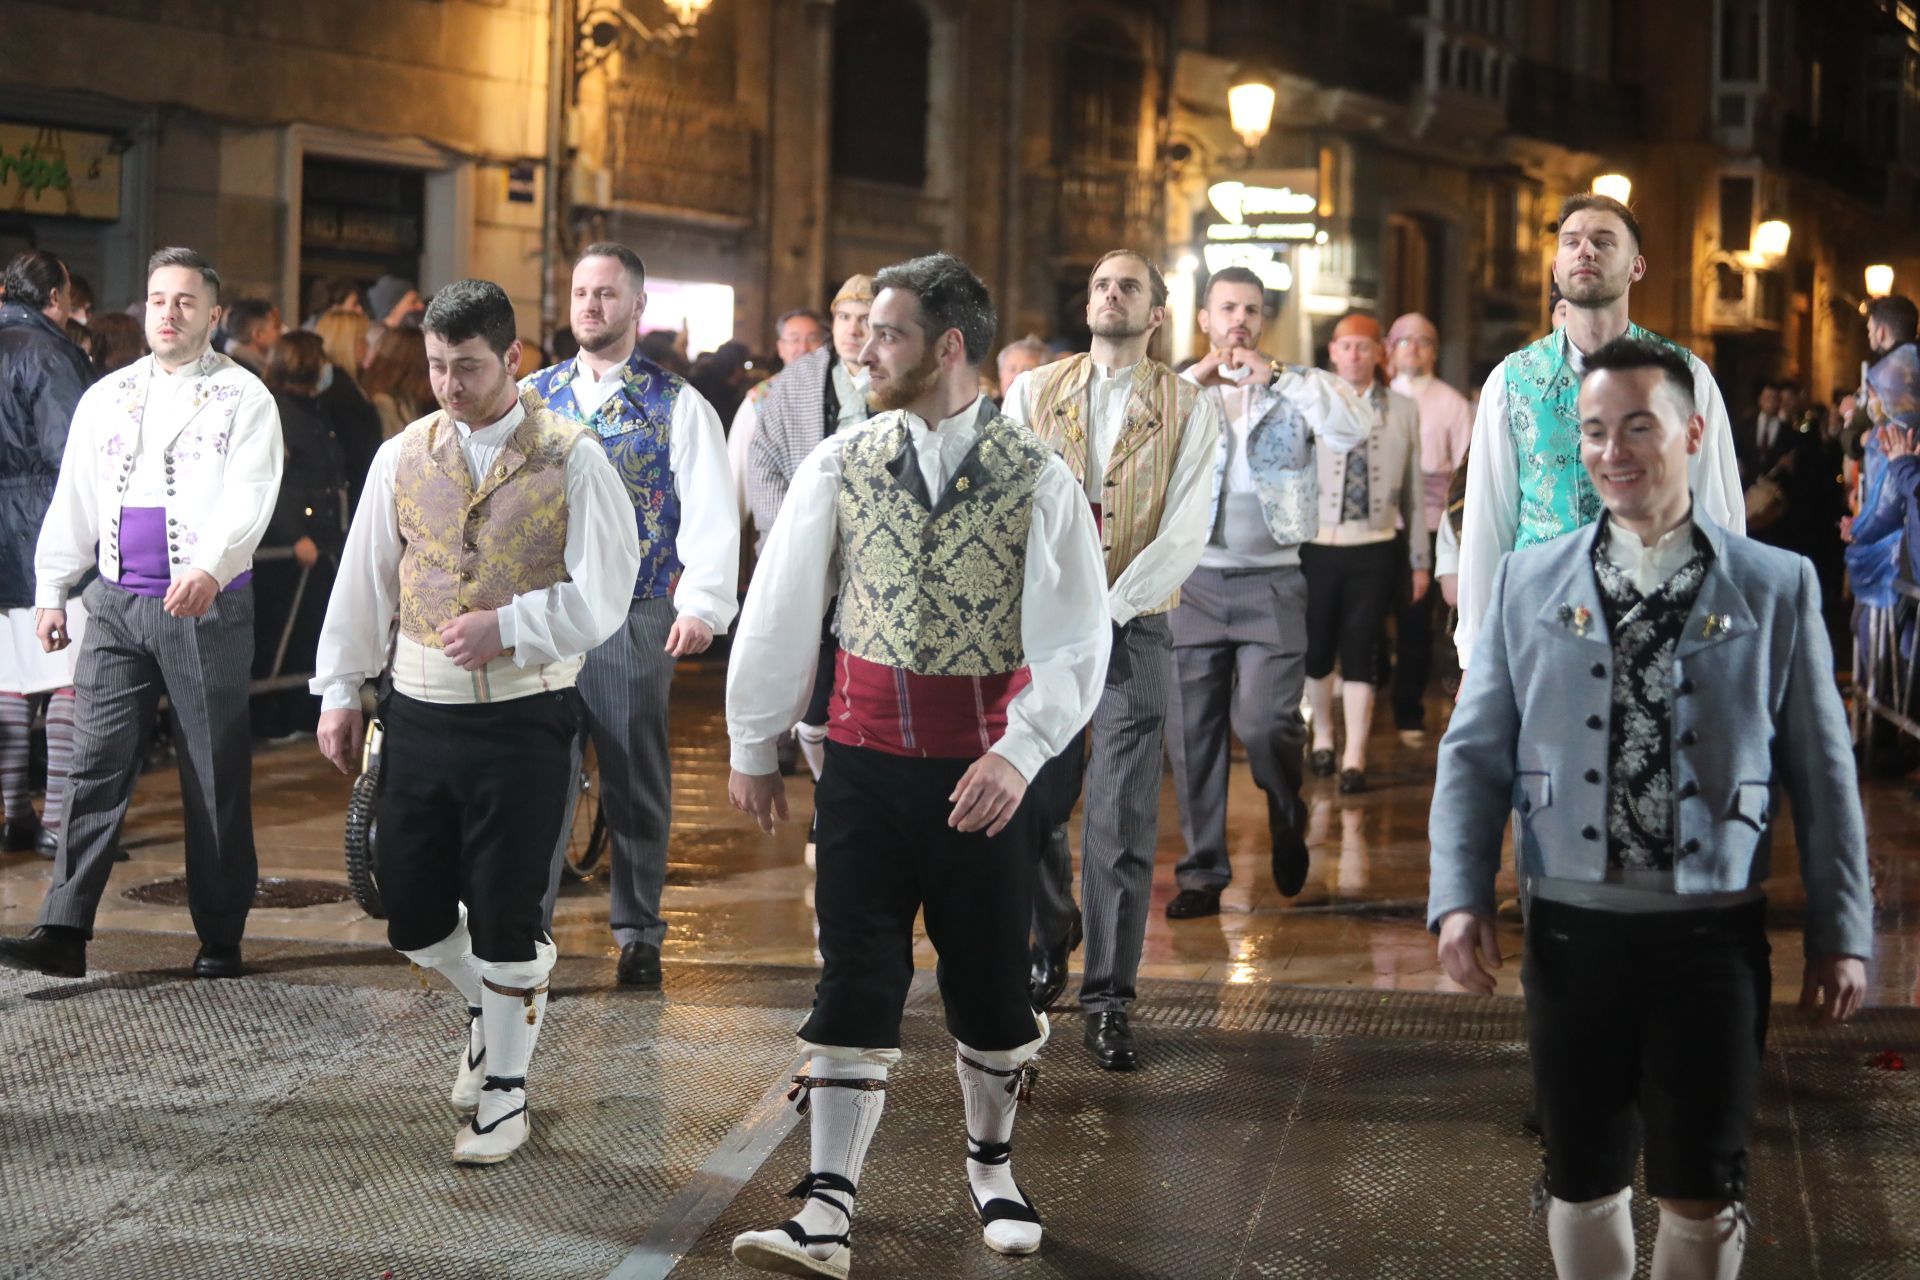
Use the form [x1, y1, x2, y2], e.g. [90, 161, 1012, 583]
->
[1854, 577, 1920, 760]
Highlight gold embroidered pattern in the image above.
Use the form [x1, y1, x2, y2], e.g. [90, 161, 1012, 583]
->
[394, 389, 583, 649]
[834, 412, 1046, 675]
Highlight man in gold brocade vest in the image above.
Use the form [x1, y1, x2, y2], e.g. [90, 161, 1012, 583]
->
[312, 280, 640, 1166]
[1001, 249, 1222, 1072]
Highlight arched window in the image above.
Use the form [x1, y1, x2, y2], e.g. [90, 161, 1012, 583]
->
[831, 0, 931, 186]
[1058, 21, 1144, 168]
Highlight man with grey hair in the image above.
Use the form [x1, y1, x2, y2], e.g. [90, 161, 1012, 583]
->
[0, 247, 284, 981]
[994, 335, 1048, 400]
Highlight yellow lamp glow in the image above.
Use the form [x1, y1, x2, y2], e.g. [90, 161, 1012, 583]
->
[1591, 173, 1632, 205]
[1754, 218, 1792, 259]
[1866, 264, 1895, 297]
[665, 0, 710, 25]
[1227, 75, 1277, 151]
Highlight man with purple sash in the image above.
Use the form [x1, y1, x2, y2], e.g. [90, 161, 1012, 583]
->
[0, 247, 283, 980]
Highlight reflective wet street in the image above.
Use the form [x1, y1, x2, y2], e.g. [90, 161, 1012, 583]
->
[4, 654, 1915, 1008]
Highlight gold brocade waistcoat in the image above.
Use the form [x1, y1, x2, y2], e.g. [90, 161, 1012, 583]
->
[393, 390, 580, 649]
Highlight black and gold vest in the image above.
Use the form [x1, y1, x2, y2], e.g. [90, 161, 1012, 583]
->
[834, 409, 1049, 676]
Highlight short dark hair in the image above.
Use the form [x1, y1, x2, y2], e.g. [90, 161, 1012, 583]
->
[1201, 266, 1265, 309]
[2, 250, 68, 309]
[423, 279, 519, 356]
[1868, 294, 1918, 344]
[264, 330, 327, 395]
[777, 308, 827, 332]
[872, 252, 996, 364]
[146, 247, 221, 299]
[575, 241, 646, 291]
[1089, 249, 1168, 309]
[66, 273, 93, 310]
[1557, 193, 1643, 252]
[1579, 337, 1695, 416]
[225, 298, 277, 344]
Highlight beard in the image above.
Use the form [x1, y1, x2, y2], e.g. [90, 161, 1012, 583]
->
[868, 345, 942, 412]
[1559, 270, 1629, 309]
[1092, 311, 1151, 340]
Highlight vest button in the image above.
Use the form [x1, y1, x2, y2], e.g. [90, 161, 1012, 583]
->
[1581, 825, 1599, 840]
[1585, 714, 1603, 730]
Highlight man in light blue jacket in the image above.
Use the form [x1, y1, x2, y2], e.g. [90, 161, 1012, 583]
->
[1429, 338, 1871, 1280]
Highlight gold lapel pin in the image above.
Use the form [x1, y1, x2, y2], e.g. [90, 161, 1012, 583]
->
[1559, 604, 1592, 637]
[1702, 613, 1730, 639]
[955, 476, 970, 492]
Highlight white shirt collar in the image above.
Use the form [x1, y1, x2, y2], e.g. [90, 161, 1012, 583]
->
[1091, 358, 1140, 383]
[905, 395, 983, 440]
[574, 354, 627, 385]
[453, 396, 527, 440]
[1602, 512, 1696, 596]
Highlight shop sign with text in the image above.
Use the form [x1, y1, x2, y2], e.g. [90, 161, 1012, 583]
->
[0, 122, 122, 221]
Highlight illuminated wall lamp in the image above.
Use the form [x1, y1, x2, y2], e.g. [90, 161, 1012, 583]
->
[1753, 218, 1792, 260]
[1865, 264, 1895, 297]
[1227, 70, 1277, 152]
[1591, 173, 1632, 205]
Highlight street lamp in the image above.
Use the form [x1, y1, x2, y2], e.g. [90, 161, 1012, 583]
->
[1866, 264, 1896, 297]
[1227, 68, 1277, 153]
[576, 1, 706, 79]
[1591, 173, 1632, 205]
[664, 0, 711, 22]
[1753, 217, 1792, 260]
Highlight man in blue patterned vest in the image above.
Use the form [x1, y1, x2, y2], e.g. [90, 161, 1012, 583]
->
[1456, 193, 1745, 673]
[522, 242, 739, 986]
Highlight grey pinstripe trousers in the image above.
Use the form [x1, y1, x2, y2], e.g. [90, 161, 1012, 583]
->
[1165, 564, 1309, 890]
[542, 595, 677, 948]
[39, 578, 257, 945]
[1031, 613, 1173, 1014]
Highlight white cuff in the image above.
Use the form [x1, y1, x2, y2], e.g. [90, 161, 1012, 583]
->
[496, 605, 520, 653]
[989, 734, 1045, 784]
[730, 740, 780, 776]
[320, 681, 363, 713]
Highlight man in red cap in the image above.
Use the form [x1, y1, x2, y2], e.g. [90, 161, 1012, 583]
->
[1301, 313, 1426, 793]
[1386, 312, 1471, 742]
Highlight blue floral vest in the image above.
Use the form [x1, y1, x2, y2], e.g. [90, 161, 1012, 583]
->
[521, 353, 684, 599]
[1505, 322, 1684, 548]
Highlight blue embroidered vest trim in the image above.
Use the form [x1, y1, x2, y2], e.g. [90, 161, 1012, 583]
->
[522, 353, 685, 599]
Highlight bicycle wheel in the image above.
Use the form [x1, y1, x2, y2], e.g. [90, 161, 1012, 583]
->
[344, 767, 385, 918]
[560, 740, 605, 881]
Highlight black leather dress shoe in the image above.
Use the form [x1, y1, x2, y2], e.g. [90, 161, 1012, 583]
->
[192, 943, 243, 979]
[1164, 887, 1222, 920]
[1269, 794, 1309, 898]
[0, 926, 86, 978]
[1309, 748, 1336, 778]
[617, 939, 662, 988]
[4, 819, 44, 852]
[1028, 914, 1081, 1011]
[34, 828, 57, 859]
[1337, 768, 1367, 795]
[1083, 1010, 1138, 1071]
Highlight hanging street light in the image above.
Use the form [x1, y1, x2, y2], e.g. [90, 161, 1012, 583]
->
[1866, 264, 1895, 298]
[1591, 173, 1632, 205]
[1753, 217, 1792, 260]
[1227, 68, 1278, 154]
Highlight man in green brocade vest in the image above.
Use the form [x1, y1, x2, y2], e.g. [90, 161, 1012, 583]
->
[1456, 193, 1745, 672]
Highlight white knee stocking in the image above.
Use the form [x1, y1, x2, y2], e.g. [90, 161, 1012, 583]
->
[474, 937, 557, 1130]
[1305, 675, 1336, 751]
[398, 906, 484, 1007]
[787, 1045, 894, 1259]
[1651, 1205, 1745, 1280]
[1547, 1189, 1635, 1280]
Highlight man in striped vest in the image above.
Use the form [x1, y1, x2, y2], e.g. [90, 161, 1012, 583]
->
[1455, 192, 1745, 672]
[1002, 249, 1222, 1072]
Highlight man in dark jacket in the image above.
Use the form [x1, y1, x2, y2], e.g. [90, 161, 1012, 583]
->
[0, 250, 91, 855]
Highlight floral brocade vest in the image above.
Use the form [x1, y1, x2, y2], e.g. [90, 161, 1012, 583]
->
[834, 411, 1047, 676]
[521, 353, 684, 600]
[1506, 323, 1686, 548]
[393, 391, 579, 650]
